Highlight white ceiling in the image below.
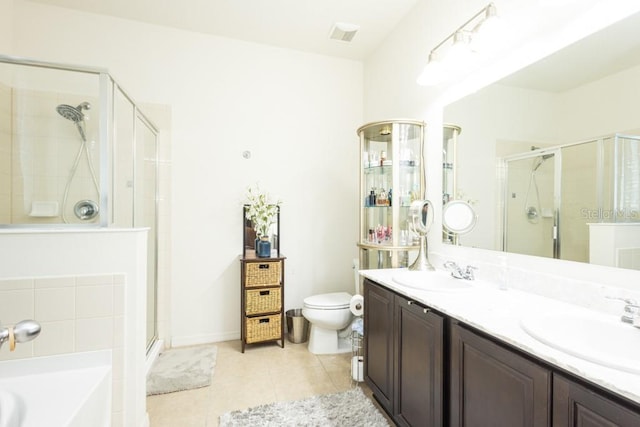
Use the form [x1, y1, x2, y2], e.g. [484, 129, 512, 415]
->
[27, 0, 420, 60]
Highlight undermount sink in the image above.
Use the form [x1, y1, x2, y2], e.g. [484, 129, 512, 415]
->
[520, 313, 640, 374]
[391, 270, 473, 292]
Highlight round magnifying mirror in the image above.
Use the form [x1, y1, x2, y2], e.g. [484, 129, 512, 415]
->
[443, 200, 477, 234]
[409, 200, 433, 235]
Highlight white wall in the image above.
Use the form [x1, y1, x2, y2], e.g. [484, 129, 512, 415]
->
[365, 0, 640, 287]
[557, 64, 640, 140]
[9, 1, 362, 345]
[0, 0, 13, 53]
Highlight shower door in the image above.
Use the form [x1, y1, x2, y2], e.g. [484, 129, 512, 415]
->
[504, 150, 560, 258]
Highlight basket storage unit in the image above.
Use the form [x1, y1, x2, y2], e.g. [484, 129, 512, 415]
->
[245, 261, 282, 287]
[245, 288, 282, 315]
[239, 256, 286, 352]
[245, 314, 282, 344]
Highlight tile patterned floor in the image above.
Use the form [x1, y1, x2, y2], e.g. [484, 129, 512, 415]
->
[146, 340, 389, 426]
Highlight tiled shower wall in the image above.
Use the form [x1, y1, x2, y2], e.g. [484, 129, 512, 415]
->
[0, 273, 126, 425]
[0, 82, 10, 223]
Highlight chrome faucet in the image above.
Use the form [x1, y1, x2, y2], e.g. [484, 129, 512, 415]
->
[606, 297, 640, 326]
[0, 320, 41, 351]
[443, 261, 477, 280]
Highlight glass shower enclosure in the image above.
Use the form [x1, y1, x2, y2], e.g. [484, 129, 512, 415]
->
[503, 134, 640, 264]
[0, 55, 160, 352]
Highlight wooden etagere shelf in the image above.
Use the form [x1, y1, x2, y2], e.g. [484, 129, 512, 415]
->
[240, 203, 285, 352]
[239, 254, 286, 352]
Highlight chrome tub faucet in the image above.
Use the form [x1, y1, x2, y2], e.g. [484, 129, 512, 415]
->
[0, 320, 41, 351]
[444, 261, 477, 280]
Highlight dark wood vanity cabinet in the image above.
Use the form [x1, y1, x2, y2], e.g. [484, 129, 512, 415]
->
[553, 375, 640, 427]
[364, 279, 444, 426]
[450, 322, 551, 427]
[364, 279, 395, 413]
[395, 294, 444, 427]
[364, 278, 640, 427]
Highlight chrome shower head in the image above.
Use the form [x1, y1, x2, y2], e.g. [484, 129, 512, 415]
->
[76, 101, 91, 112]
[56, 104, 85, 123]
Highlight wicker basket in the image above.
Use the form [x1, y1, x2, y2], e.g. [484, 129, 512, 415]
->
[245, 288, 281, 315]
[246, 314, 281, 343]
[245, 261, 281, 287]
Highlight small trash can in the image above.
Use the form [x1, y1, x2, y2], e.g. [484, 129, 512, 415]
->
[286, 309, 309, 343]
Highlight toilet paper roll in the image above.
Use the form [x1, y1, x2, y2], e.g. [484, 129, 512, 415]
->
[352, 356, 364, 382]
[350, 294, 364, 316]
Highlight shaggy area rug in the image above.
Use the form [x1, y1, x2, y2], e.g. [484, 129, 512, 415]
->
[146, 345, 217, 396]
[219, 387, 390, 426]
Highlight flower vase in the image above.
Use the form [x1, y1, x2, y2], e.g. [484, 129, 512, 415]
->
[256, 236, 271, 258]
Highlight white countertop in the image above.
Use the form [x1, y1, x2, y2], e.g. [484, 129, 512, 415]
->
[360, 268, 640, 406]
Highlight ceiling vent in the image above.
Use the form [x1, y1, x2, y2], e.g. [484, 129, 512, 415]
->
[329, 22, 360, 42]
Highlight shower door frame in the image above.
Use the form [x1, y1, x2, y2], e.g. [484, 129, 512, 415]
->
[0, 54, 161, 353]
[502, 148, 562, 259]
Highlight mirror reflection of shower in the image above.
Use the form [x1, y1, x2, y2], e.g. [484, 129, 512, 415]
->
[524, 147, 553, 224]
[56, 102, 100, 222]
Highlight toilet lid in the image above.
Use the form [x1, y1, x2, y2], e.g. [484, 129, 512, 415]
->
[303, 292, 352, 309]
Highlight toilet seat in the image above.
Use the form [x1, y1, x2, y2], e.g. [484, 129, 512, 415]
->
[303, 292, 351, 310]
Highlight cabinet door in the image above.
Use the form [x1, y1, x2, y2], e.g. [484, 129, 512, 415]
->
[394, 295, 443, 427]
[553, 375, 640, 427]
[450, 323, 551, 427]
[364, 280, 395, 413]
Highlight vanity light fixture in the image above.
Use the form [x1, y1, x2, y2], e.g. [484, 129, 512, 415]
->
[417, 2, 502, 86]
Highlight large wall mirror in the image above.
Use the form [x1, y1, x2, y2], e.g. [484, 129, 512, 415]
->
[443, 9, 640, 271]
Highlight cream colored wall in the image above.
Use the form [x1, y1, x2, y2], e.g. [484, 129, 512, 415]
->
[10, 0, 362, 346]
[0, 82, 10, 223]
[557, 64, 640, 140]
[0, 0, 13, 53]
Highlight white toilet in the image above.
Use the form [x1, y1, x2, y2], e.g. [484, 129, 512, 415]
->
[302, 291, 354, 354]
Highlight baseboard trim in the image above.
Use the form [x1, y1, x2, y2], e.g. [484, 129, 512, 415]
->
[170, 331, 240, 347]
[145, 339, 164, 377]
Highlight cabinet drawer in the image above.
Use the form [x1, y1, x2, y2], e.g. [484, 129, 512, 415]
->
[246, 314, 281, 343]
[245, 261, 281, 287]
[245, 288, 281, 315]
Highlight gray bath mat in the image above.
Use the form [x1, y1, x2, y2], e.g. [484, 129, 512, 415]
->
[219, 387, 390, 426]
[146, 345, 217, 396]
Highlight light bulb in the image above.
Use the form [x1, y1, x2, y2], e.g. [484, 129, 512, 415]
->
[470, 4, 504, 53]
[445, 31, 473, 69]
[416, 53, 448, 86]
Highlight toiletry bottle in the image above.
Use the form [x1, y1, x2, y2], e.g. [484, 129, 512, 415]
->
[369, 190, 376, 206]
[378, 189, 387, 206]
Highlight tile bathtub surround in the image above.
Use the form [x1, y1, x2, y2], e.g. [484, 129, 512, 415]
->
[0, 273, 126, 426]
[0, 273, 124, 359]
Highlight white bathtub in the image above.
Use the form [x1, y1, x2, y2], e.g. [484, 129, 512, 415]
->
[0, 350, 111, 427]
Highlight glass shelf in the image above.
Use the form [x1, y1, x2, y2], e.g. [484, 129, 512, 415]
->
[357, 119, 425, 269]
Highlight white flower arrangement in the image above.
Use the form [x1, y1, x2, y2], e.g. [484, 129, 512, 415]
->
[245, 184, 281, 238]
